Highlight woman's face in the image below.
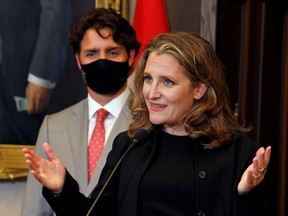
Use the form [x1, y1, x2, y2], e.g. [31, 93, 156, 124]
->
[143, 52, 203, 135]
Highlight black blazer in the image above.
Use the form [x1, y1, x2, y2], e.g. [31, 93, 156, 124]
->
[43, 127, 267, 216]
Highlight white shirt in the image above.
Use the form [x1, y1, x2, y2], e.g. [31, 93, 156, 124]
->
[28, 73, 56, 89]
[87, 87, 130, 146]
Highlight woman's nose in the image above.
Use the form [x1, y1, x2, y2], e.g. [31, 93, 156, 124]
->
[148, 84, 161, 99]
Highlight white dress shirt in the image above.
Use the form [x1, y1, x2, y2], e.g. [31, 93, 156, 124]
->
[87, 87, 130, 146]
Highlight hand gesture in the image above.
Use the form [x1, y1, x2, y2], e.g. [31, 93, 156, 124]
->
[23, 143, 66, 193]
[237, 146, 272, 194]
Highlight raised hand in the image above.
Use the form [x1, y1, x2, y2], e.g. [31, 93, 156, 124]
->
[23, 143, 66, 193]
[237, 146, 272, 194]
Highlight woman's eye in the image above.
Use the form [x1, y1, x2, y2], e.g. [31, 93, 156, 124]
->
[144, 76, 152, 83]
[163, 79, 174, 86]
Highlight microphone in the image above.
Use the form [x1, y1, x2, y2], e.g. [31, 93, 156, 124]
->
[86, 129, 148, 216]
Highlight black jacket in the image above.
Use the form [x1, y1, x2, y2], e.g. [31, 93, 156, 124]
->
[43, 126, 267, 216]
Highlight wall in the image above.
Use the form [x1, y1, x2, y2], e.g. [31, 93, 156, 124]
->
[0, 181, 25, 216]
[217, 1, 288, 215]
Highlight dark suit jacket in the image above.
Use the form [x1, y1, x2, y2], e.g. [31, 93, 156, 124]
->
[43, 126, 267, 216]
[0, 0, 71, 144]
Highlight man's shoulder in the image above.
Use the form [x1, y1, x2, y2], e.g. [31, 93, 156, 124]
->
[50, 98, 87, 116]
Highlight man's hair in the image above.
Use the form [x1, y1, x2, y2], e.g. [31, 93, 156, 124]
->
[69, 8, 140, 55]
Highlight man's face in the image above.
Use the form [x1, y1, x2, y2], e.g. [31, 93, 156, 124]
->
[75, 28, 134, 67]
[75, 27, 135, 104]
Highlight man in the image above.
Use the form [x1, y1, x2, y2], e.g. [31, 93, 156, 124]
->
[21, 8, 140, 215]
[0, 0, 72, 144]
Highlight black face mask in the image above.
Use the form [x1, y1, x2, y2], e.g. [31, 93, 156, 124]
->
[81, 59, 131, 95]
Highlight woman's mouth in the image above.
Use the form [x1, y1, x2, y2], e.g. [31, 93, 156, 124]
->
[150, 103, 167, 110]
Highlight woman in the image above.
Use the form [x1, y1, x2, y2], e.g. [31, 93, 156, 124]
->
[23, 32, 271, 216]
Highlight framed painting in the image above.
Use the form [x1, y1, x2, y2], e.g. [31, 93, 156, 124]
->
[95, 0, 129, 19]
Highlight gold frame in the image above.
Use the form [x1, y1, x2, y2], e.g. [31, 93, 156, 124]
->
[95, 0, 129, 19]
[0, 144, 34, 180]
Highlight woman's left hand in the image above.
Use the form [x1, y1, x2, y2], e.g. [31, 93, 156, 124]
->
[237, 146, 272, 194]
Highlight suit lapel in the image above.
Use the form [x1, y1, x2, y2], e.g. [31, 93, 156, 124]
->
[68, 99, 89, 193]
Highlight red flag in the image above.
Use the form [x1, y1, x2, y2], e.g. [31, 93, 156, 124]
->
[133, 0, 169, 63]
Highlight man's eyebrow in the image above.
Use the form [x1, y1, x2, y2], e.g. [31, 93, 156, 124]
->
[82, 46, 121, 53]
[84, 48, 99, 53]
[106, 46, 121, 51]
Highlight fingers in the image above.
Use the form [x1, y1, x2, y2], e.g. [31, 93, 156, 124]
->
[264, 146, 272, 164]
[252, 146, 272, 180]
[23, 148, 40, 175]
[42, 143, 58, 161]
[22, 148, 36, 163]
[246, 168, 254, 185]
[238, 146, 272, 194]
[252, 157, 262, 179]
[23, 143, 58, 166]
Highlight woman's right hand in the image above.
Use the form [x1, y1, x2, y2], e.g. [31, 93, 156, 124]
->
[23, 143, 66, 193]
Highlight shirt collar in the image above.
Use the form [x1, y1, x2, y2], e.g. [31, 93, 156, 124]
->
[88, 87, 130, 120]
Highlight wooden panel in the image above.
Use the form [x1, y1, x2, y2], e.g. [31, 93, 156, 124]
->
[217, 0, 288, 215]
[216, 0, 243, 111]
[279, 12, 288, 216]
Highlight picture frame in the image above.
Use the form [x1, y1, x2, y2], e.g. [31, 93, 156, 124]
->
[95, 0, 129, 19]
[0, 144, 34, 180]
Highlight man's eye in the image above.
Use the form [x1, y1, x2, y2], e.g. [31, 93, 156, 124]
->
[86, 52, 95, 57]
[109, 51, 119, 56]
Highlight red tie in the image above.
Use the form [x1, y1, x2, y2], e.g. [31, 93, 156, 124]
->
[88, 108, 109, 181]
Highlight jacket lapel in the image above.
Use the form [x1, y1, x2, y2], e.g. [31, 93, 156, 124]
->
[68, 99, 89, 193]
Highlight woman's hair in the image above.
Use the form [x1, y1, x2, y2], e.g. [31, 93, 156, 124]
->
[69, 8, 140, 55]
[129, 31, 249, 148]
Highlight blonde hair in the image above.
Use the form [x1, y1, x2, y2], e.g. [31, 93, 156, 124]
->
[129, 32, 249, 148]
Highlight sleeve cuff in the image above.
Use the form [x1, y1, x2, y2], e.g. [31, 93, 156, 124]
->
[28, 73, 56, 89]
